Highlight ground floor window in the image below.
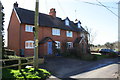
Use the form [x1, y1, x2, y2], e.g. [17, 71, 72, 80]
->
[67, 42, 73, 48]
[55, 41, 61, 49]
[25, 41, 34, 49]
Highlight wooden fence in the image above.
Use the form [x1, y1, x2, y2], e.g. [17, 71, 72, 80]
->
[0, 57, 44, 70]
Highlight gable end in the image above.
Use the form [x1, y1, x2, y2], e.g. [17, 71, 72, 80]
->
[14, 8, 21, 23]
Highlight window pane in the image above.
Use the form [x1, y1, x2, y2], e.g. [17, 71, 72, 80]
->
[25, 42, 28, 48]
[30, 26, 33, 32]
[67, 42, 73, 48]
[52, 28, 60, 36]
[55, 41, 60, 49]
[65, 19, 69, 26]
[25, 41, 34, 49]
[25, 25, 28, 31]
[30, 42, 32, 47]
[78, 23, 81, 28]
[66, 31, 72, 37]
[25, 25, 33, 32]
[28, 26, 30, 31]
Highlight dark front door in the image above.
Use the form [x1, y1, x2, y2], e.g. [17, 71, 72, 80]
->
[48, 42, 52, 54]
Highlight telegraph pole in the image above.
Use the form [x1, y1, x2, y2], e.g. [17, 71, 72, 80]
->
[118, 1, 120, 79]
[34, 0, 39, 69]
[118, 1, 120, 42]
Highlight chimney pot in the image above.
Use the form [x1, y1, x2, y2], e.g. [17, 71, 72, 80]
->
[14, 2, 18, 7]
[49, 8, 56, 17]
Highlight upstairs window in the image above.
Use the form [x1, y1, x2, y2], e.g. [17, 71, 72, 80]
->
[25, 25, 34, 32]
[55, 41, 61, 49]
[66, 31, 73, 37]
[52, 28, 60, 36]
[65, 19, 69, 26]
[67, 42, 73, 48]
[78, 23, 81, 28]
[25, 41, 34, 49]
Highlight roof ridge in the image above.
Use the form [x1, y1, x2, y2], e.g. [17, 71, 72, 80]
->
[14, 7, 85, 32]
[15, 7, 62, 20]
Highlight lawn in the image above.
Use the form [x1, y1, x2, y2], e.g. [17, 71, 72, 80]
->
[93, 54, 109, 60]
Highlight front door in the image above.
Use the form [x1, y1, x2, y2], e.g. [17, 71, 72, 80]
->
[48, 42, 52, 54]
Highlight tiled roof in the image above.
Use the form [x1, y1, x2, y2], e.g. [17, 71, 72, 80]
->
[15, 7, 87, 32]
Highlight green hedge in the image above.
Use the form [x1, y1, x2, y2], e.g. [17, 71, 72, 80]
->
[107, 52, 118, 58]
[2, 68, 51, 79]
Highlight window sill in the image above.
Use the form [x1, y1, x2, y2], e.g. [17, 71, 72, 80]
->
[52, 35, 60, 36]
[25, 31, 33, 32]
[25, 48, 34, 49]
[67, 36, 73, 38]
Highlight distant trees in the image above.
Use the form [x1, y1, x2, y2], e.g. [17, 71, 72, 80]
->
[105, 42, 114, 49]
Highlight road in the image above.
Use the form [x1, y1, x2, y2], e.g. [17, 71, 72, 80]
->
[70, 63, 119, 78]
[40, 57, 120, 79]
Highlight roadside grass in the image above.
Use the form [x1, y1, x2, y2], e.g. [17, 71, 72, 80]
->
[2, 68, 51, 79]
[92, 54, 109, 60]
[61, 52, 118, 61]
[92, 53, 118, 60]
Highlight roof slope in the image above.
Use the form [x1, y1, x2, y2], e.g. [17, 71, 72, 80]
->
[15, 7, 87, 32]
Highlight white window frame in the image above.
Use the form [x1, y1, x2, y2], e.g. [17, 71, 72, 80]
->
[67, 42, 73, 48]
[25, 40, 34, 49]
[65, 19, 69, 26]
[52, 28, 60, 36]
[66, 31, 73, 37]
[78, 23, 81, 28]
[55, 41, 61, 49]
[81, 33, 85, 38]
[25, 25, 34, 32]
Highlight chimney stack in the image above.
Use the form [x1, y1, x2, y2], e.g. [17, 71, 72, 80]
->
[49, 8, 56, 17]
[14, 2, 18, 7]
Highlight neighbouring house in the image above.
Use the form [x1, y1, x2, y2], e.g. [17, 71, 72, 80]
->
[8, 2, 90, 57]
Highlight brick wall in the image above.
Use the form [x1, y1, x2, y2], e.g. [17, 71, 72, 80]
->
[20, 24, 81, 56]
[8, 9, 20, 55]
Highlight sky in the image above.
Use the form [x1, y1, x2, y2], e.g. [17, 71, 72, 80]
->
[1, 0, 119, 46]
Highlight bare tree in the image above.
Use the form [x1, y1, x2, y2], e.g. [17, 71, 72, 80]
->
[84, 26, 97, 44]
[105, 42, 114, 49]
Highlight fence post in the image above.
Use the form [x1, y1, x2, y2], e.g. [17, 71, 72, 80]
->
[18, 58, 21, 70]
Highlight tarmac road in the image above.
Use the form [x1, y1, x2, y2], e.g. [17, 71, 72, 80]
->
[70, 63, 119, 78]
[40, 57, 120, 79]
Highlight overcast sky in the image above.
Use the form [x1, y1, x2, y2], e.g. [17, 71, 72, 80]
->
[1, 0, 119, 46]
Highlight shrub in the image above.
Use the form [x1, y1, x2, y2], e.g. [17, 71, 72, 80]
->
[2, 68, 51, 79]
[80, 54, 93, 61]
[60, 52, 70, 57]
[69, 48, 77, 56]
[92, 55, 98, 61]
[55, 49, 62, 56]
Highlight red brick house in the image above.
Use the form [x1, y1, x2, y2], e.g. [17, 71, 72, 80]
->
[8, 2, 89, 57]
